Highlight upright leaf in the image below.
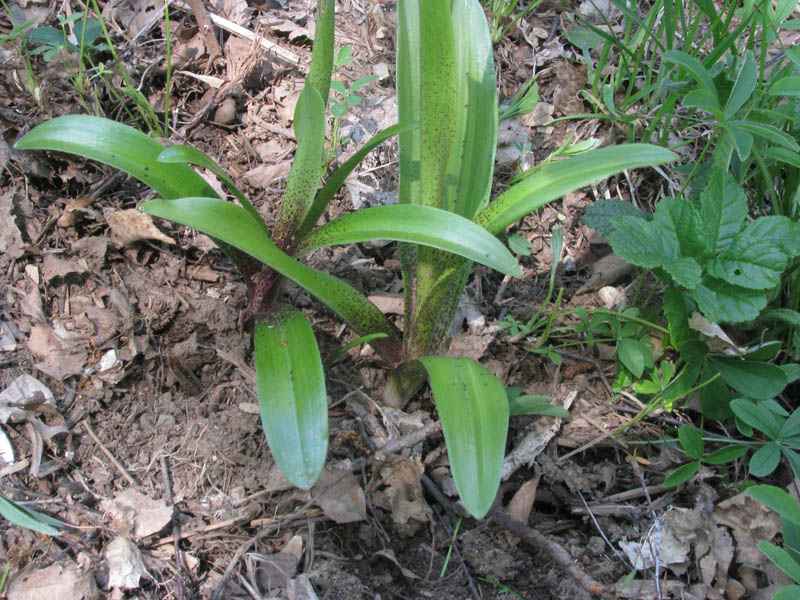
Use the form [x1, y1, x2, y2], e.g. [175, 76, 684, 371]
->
[254, 308, 327, 489]
[419, 356, 509, 518]
[700, 169, 747, 254]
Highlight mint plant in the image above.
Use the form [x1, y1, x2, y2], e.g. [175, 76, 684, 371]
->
[15, 0, 674, 518]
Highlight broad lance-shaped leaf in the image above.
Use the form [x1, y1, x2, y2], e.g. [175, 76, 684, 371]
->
[295, 204, 521, 276]
[418, 356, 509, 518]
[254, 307, 327, 489]
[14, 115, 217, 200]
[296, 122, 416, 238]
[0, 493, 65, 536]
[141, 197, 404, 365]
[476, 145, 677, 235]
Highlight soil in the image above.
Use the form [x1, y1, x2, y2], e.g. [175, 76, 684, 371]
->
[0, 1, 791, 599]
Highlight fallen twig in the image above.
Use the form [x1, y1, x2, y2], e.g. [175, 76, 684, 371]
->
[83, 420, 136, 486]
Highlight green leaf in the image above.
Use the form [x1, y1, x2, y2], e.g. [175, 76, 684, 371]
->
[507, 234, 532, 256]
[699, 370, 733, 420]
[582, 198, 650, 240]
[699, 169, 747, 254]
[141, 197, 403, 364]
[295, 204, 521, 275]
[758, 543, 800, 584]
[750, 442, 781, 476]
[728, 120, 800, 152]
[725, 124, 754, 162]
[694, 278, 768, 323]
[608, 217, 663, 268]
[729, 398, 783, 438]
[769, 76, 800, 97]
[711, 358, 789, 401]
[298, 122, 414, 238]
[708, 233, 787, 290]
[662, 257, 702, 289]
[419, 356, 509, 518]
[308, 0, 335, 107]
[652, 196, 708, 260]
[14, 115, 217, 200]
[272, 83, 327, 247]
[618, 338, 652, 378]
[508, 394, 571, 418]
[663, 287, 690, 351]
[663, 461, 700, 487]
[747, 484, 800, 527]
[757, 309, 800, 327]
[254, 308, 327, 489]
[781, 364, 800, 384]
[664, 50, 719, 107]
[157, 144, 264, 231]
[678, 425, 704, 460]
[476, 145, 677, 235]
[724, 51, 756, 117]
[784, 448, 800, 482]
[704, 444, 748, 465]
[745, 216, 800, 258]
[780, 409, 800, 440]
[0, 494, 65, 536]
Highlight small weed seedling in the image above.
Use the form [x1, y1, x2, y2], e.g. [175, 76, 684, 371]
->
[16, 0, 674, 518]
[482, 0, 544, 45]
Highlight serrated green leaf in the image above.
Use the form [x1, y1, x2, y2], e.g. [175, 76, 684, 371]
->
[254, 308, 327, 489]
[750, 442, 781, 476]
[0, 494, 65, 536]
[141, 197, 403, 364]
[652, 196, 708, 260]
[662, 257, 702, 289]
[747, 484, 800, 527]
[758, 309, 800, 327]
[745, 216, 800, 258]
[709, 233, 787, 290]
[477, 145, 677, 235]
[663, 461, 700, 487]
[694, 278, 768, 323]
[582, 198, 650, 240]
[294, 204, 521, 276]
[419, 356, 509, 518]
[678, 425, 704, 460]
[714, 359, 789, 401]
[729, 398, 784, 437]
[663, 287, 690, 351]
[704, 444, 748, 464]
[609, 217, 663, 267]
[699, 169, 747, 253]
[14, 115, 217, 200]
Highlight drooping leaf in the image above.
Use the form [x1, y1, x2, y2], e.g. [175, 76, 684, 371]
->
[14, 115, 217, 199]
[297, 122, 415, 238]
[663, 49, 720, 107]
[141, 197, 403, 364]
[0, 494, 65, 536]
[728, 120, 800, 152]
[419, 356, 509, 518]
[714, 360, 789, 401]
[294, 204, 521, 276]
[477, 145, 677, 235]
[254, 308, 327, 489]
[157, 144, 264, 230]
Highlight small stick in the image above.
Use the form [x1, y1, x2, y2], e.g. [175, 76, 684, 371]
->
[82, 421, 136, 486]
[431, 507, 479, 600]
[628, 457, 663, 600]
[489, 507, 606, 597]
[552, 349, 613, 397]
[161, 457, 189, 600]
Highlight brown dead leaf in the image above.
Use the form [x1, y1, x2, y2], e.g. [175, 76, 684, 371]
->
[41, 253, 89, 282]
[57, 195, 94, 227]
[105, 537, 148, 590]
[448, 332, 494, 361]
[104, 208, 176, 246]
[552, 61, 588, 117]
[7, 560, 98, 600]
[374, 549, 421, 580]
[506, 475, 540, 525]
[367, 294, 404, 315]
[102, 0, 161, 39]
[575, 253, 635, 294]
[369, 456, 427, 531]
[713, 492, 781, 564]
[242, 162, 292, 189]
[27, 325, 88, 381]
[71, 236, 109, 267]
[0, 189, 24, 262]
[312, 464, 366, 524]
[101, 489, 173, 539]
[255, 534, 302, 591]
